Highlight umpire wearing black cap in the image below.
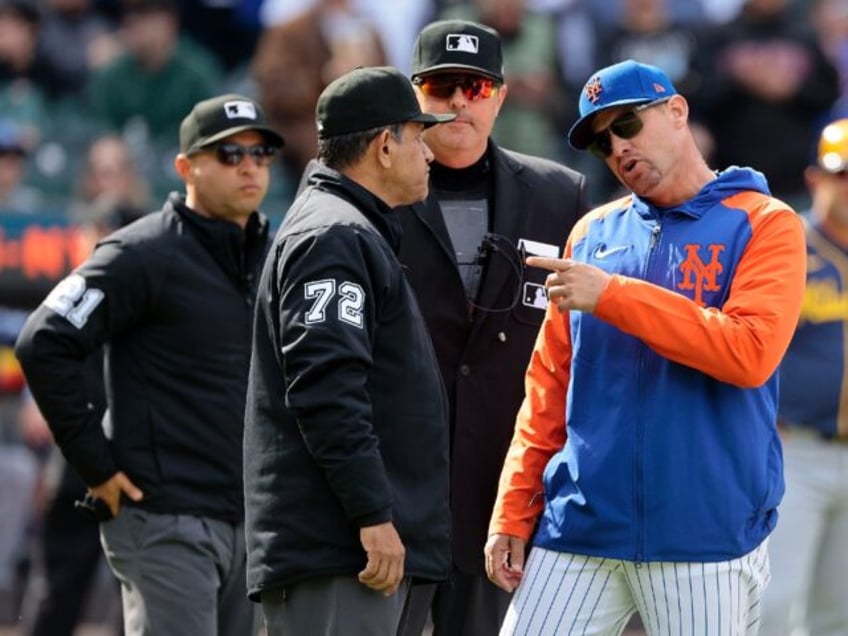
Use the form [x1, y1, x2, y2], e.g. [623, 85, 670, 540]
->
[244, 66, 454, 636]
[395, 19, 590, 636]
[16, 93, 283, 636]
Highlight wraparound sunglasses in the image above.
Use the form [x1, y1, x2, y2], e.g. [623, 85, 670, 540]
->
[587, 96, 672, 159]
[413, 74, 501, 102]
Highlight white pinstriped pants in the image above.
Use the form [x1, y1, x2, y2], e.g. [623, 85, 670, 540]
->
[500, 541, 770, 636]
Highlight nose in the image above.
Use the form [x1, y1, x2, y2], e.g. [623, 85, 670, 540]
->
[423, 141, 434, 163]
[448, 84, 469, 107]
[608, 133, 632, 158]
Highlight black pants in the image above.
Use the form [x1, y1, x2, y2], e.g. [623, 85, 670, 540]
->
[398, 571, 511, 636]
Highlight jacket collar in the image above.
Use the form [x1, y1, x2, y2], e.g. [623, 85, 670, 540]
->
[170, 192, 269, 286]
[307, 164, 403, 253]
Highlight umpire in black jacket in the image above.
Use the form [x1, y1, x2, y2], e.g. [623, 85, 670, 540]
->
[15, 94, 283, 636]
[397, 20, 589, 636]
[244, 67, 455, 636]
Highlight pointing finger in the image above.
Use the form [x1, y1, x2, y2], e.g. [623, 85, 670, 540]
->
[526, 256, 574, 272]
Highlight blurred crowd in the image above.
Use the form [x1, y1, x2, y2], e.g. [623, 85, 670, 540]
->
[0, 0, 841, 218]
[0, 0, 845, 631]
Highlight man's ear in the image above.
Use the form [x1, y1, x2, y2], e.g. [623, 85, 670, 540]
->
[669, 94, 689, 129]
[174, 154, 192, 182]
[375, 128, 393, 168]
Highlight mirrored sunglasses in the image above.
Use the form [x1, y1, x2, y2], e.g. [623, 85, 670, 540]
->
[413, 75, 500, 102]
[196, 142, 278, 167]
[587, 96, 672, 159]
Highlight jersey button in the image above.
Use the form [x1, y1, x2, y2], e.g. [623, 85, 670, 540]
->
[459, 364, 471, 376]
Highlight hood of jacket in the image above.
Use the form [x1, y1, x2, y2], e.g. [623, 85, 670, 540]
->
[632, 166, 771, 221]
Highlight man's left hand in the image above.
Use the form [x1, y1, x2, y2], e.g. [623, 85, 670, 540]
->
[527, 256, 611, 313]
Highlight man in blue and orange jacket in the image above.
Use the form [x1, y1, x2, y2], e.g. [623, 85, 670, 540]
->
[485, 60, 806, 635]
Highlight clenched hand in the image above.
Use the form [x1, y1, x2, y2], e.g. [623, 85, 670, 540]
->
[359, 521, 405, 596]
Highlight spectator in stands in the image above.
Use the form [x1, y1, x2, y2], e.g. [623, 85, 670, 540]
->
[0, 0, 48, 144]
[68, 133, 150, 225]
[597, 0, 701, 95]
[251, 0, 387, 185]
[172, 0, 262, 73]
[87, 0, 222, 146]
[810, 0, 848, 119]
[36, 0, 121, 102]
[691, 0, 840, 206]
[258, 0, 434, 75]
[0, 119, 41, 213]
[0, 305, 38, 625]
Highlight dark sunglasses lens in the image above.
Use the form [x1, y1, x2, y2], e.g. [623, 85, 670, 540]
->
[252, 145, 277, 164]
[216, 144, 244, 165]
[588, 112, 645, 158]
[588, 131, 612, 159]
[610, 113, 643, 140]
[215, 144, 276, 166]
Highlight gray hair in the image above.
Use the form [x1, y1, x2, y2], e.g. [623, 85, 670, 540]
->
[318, 123, 404, 170]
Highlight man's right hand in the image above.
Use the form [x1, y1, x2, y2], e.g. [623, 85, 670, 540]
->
[358, 521, 405, 596]
[485, 533, 526, 592]
[89, 471, 143, 518]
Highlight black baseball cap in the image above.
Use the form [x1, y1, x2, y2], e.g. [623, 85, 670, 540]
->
[411, 19, 504, 82]
[179, 94, 284, 154]
[316, 66, 455, 139]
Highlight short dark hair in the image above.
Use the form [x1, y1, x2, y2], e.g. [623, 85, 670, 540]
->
[318, 123, 403, 170]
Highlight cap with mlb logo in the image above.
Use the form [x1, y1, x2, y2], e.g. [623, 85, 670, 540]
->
[411, 19, 504, 82]
[179, 94, 284, 154]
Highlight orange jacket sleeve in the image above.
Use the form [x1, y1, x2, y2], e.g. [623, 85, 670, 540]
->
[594, 195, 806, 388]
[488, 252, 572, 541]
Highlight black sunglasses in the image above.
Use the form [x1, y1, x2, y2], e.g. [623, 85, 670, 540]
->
[413, 74, 500, 102]
[587, 97, 672, 159]
[194, 142, 278, 167]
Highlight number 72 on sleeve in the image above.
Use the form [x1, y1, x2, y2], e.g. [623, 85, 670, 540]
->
[303, 279, 365, 328]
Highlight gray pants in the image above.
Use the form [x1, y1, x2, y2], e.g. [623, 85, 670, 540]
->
[262, 575, 411, 636]
[100, 508, 257, 636]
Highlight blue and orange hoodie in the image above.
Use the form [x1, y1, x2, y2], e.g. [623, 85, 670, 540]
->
[489, 167, 806, 562]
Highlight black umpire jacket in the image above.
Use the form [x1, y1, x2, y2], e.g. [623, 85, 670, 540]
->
[244, 166, 451, 598]
[15, 193, 269, 523]
[398, 142, 588, 573]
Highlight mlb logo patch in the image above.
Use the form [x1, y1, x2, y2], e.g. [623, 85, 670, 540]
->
[224, 100, 257, 120]
[446, 34, 479, 54]
[523, 282, 547, 310]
